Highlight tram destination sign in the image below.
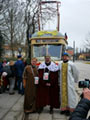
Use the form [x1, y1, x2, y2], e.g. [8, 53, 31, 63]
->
[36, 39, 59, 43]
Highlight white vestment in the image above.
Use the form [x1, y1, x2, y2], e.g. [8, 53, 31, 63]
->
[38, 61, 58, 71]
[58, 61, 79, 109]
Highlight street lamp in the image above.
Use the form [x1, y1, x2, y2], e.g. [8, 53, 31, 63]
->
[73, 41, 75, 62]
[18, 48, 22, 55]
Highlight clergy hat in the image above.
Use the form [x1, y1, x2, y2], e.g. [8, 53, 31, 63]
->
[62, 52, 69, 56]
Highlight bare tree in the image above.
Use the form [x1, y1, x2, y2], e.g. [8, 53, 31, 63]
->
[0, 0, 60, 58]
[0, 0, 25, 57]
[23, 0, 59, 59]
[0, 30, 4, 58]
[84, 32, 90, 58]
[85, 32, 90, 50]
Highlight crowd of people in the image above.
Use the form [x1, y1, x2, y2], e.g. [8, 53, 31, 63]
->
[23, 53, 79, 116]
[0, 55, 26, 95]
[0, 52, 80, 117]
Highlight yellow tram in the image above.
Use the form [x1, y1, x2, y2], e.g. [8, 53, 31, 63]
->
[30, 30, 68, 64]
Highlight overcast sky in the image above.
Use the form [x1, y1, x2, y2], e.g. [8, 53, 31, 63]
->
[60, 0, 90, 49]
[44, 0, 90, 49]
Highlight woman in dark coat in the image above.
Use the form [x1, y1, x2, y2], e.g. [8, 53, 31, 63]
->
[9, 60, 16, 94]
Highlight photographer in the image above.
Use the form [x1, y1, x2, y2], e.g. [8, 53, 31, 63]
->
[69, 88, 90, 120]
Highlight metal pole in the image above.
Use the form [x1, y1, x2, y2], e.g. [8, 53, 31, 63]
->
[38, 2, 40, 31]
[73, 41, 75, 62]
[57, 2, 60, 31]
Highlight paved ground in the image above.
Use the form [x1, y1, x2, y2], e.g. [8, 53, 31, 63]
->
[0, 61, 90, 120]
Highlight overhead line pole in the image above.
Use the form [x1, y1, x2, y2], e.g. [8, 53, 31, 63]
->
[38, 0, 61, 31]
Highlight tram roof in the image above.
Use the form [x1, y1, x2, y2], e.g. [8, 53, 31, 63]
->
[31, 30, 65, 38]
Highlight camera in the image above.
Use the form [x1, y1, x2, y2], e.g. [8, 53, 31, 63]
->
[78, 79, 90, 88]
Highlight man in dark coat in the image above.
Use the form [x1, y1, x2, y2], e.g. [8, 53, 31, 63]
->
[14, 55, 24, 95]
[36, 55, 60, 114]
[69, 88, 90, 120]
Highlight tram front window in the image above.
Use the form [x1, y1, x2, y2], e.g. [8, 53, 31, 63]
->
[33, 44, 62, 60]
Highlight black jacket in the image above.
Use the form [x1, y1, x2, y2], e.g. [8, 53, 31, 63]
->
[69, 98, 90, 120]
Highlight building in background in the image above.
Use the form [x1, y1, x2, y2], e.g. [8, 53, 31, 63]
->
[66, 46, 74, 58]
[3, 44, 26, 58]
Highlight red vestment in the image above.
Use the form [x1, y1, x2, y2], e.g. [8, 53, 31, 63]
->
[36, 69, 60, 108]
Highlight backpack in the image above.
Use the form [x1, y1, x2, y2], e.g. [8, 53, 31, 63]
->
[3, 65, 12, 77]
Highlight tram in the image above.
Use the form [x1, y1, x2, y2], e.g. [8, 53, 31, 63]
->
[30, 30, 67, 63]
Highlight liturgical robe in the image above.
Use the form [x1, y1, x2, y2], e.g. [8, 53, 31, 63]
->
[58, 61, 79, 112]
[36, 62, 60, 109]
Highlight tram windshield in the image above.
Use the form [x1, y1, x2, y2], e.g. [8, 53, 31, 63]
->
[33, 44, 62, 61]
